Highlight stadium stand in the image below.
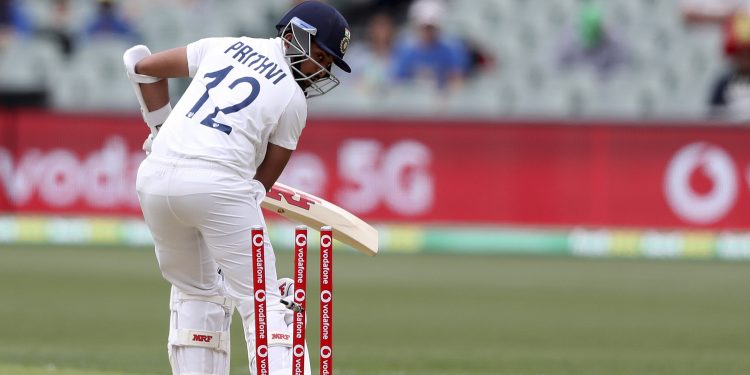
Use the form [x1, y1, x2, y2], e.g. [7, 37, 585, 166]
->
[0, 0, 732, 119]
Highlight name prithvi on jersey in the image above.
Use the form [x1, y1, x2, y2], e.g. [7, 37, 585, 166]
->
[225, 41, 288, 85]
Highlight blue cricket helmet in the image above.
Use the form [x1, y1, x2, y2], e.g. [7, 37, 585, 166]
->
[275, 1, 352, 73]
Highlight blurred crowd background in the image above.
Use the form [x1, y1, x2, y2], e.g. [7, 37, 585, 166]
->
[1, 0, 750, 120]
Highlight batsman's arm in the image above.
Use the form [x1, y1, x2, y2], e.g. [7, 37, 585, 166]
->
[123, 45, 188, 137]
[254, 84, 306, 192]
[133, 47, 189, 111]
[254, 143, 294, 193]
[135, 47, 190, 79]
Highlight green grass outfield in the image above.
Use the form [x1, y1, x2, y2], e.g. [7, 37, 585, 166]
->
[1, 246, 749, 375]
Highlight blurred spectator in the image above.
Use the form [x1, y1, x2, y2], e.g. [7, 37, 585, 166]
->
[83, 0, 139, 43]
[0, 0, 31, 45]
[557, 2, 630, 81]
[681, 0, 750, 25]
[391, 0, 470, 91]
[345, 12, 396, 94]
[336, 0, 410, 27]
[36, 0, 76, 58]
[0, 0, 45, 108]
[709, 13, 750, 120]
[463, 39, 495, 78]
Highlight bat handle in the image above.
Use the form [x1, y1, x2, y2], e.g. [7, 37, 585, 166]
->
[281, 298, 305, 313]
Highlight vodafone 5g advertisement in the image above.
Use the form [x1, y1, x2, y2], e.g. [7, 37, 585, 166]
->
[286, 119, 750, 229]
[1, 110, 749, 230]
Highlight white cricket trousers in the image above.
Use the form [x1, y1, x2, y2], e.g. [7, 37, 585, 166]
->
[136, 155, 288, 373]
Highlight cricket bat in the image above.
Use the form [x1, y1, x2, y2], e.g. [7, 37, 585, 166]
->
[261, 183, 379, 256]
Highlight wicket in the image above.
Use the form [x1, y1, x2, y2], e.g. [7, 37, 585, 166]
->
[251, 225, 334, 375]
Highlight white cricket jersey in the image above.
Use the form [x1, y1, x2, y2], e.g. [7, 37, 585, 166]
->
[150, 37, 307, 179]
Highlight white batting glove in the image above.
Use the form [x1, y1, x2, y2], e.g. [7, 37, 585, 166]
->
[278, 277, 294, 298]
[278, 278, 298, 326]
[142, 133, 155, 155]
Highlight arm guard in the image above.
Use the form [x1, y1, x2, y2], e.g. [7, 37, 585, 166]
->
[123, 45, 172, 136]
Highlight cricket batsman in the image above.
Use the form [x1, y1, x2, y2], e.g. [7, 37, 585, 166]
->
[122, 2, 352, 374]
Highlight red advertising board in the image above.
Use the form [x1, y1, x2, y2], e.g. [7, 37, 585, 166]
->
[288, 118, 750, 229]
[0, 109, 15, 212]
[1, 109, 749, 229]
[2, 110, 145, 215]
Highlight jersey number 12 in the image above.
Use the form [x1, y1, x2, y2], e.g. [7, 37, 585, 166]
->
[186, 65, 261, 135]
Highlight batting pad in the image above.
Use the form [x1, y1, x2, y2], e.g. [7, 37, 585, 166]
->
[245, 308, 312, 375]
[168, 286, 233, 375]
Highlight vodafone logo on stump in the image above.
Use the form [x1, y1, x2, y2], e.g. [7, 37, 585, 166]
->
[664, 142, 739, 224]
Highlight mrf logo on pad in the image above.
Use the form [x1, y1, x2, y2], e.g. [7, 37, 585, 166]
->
[272, 333, 291, 341]
[192, 334, 213, 343]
